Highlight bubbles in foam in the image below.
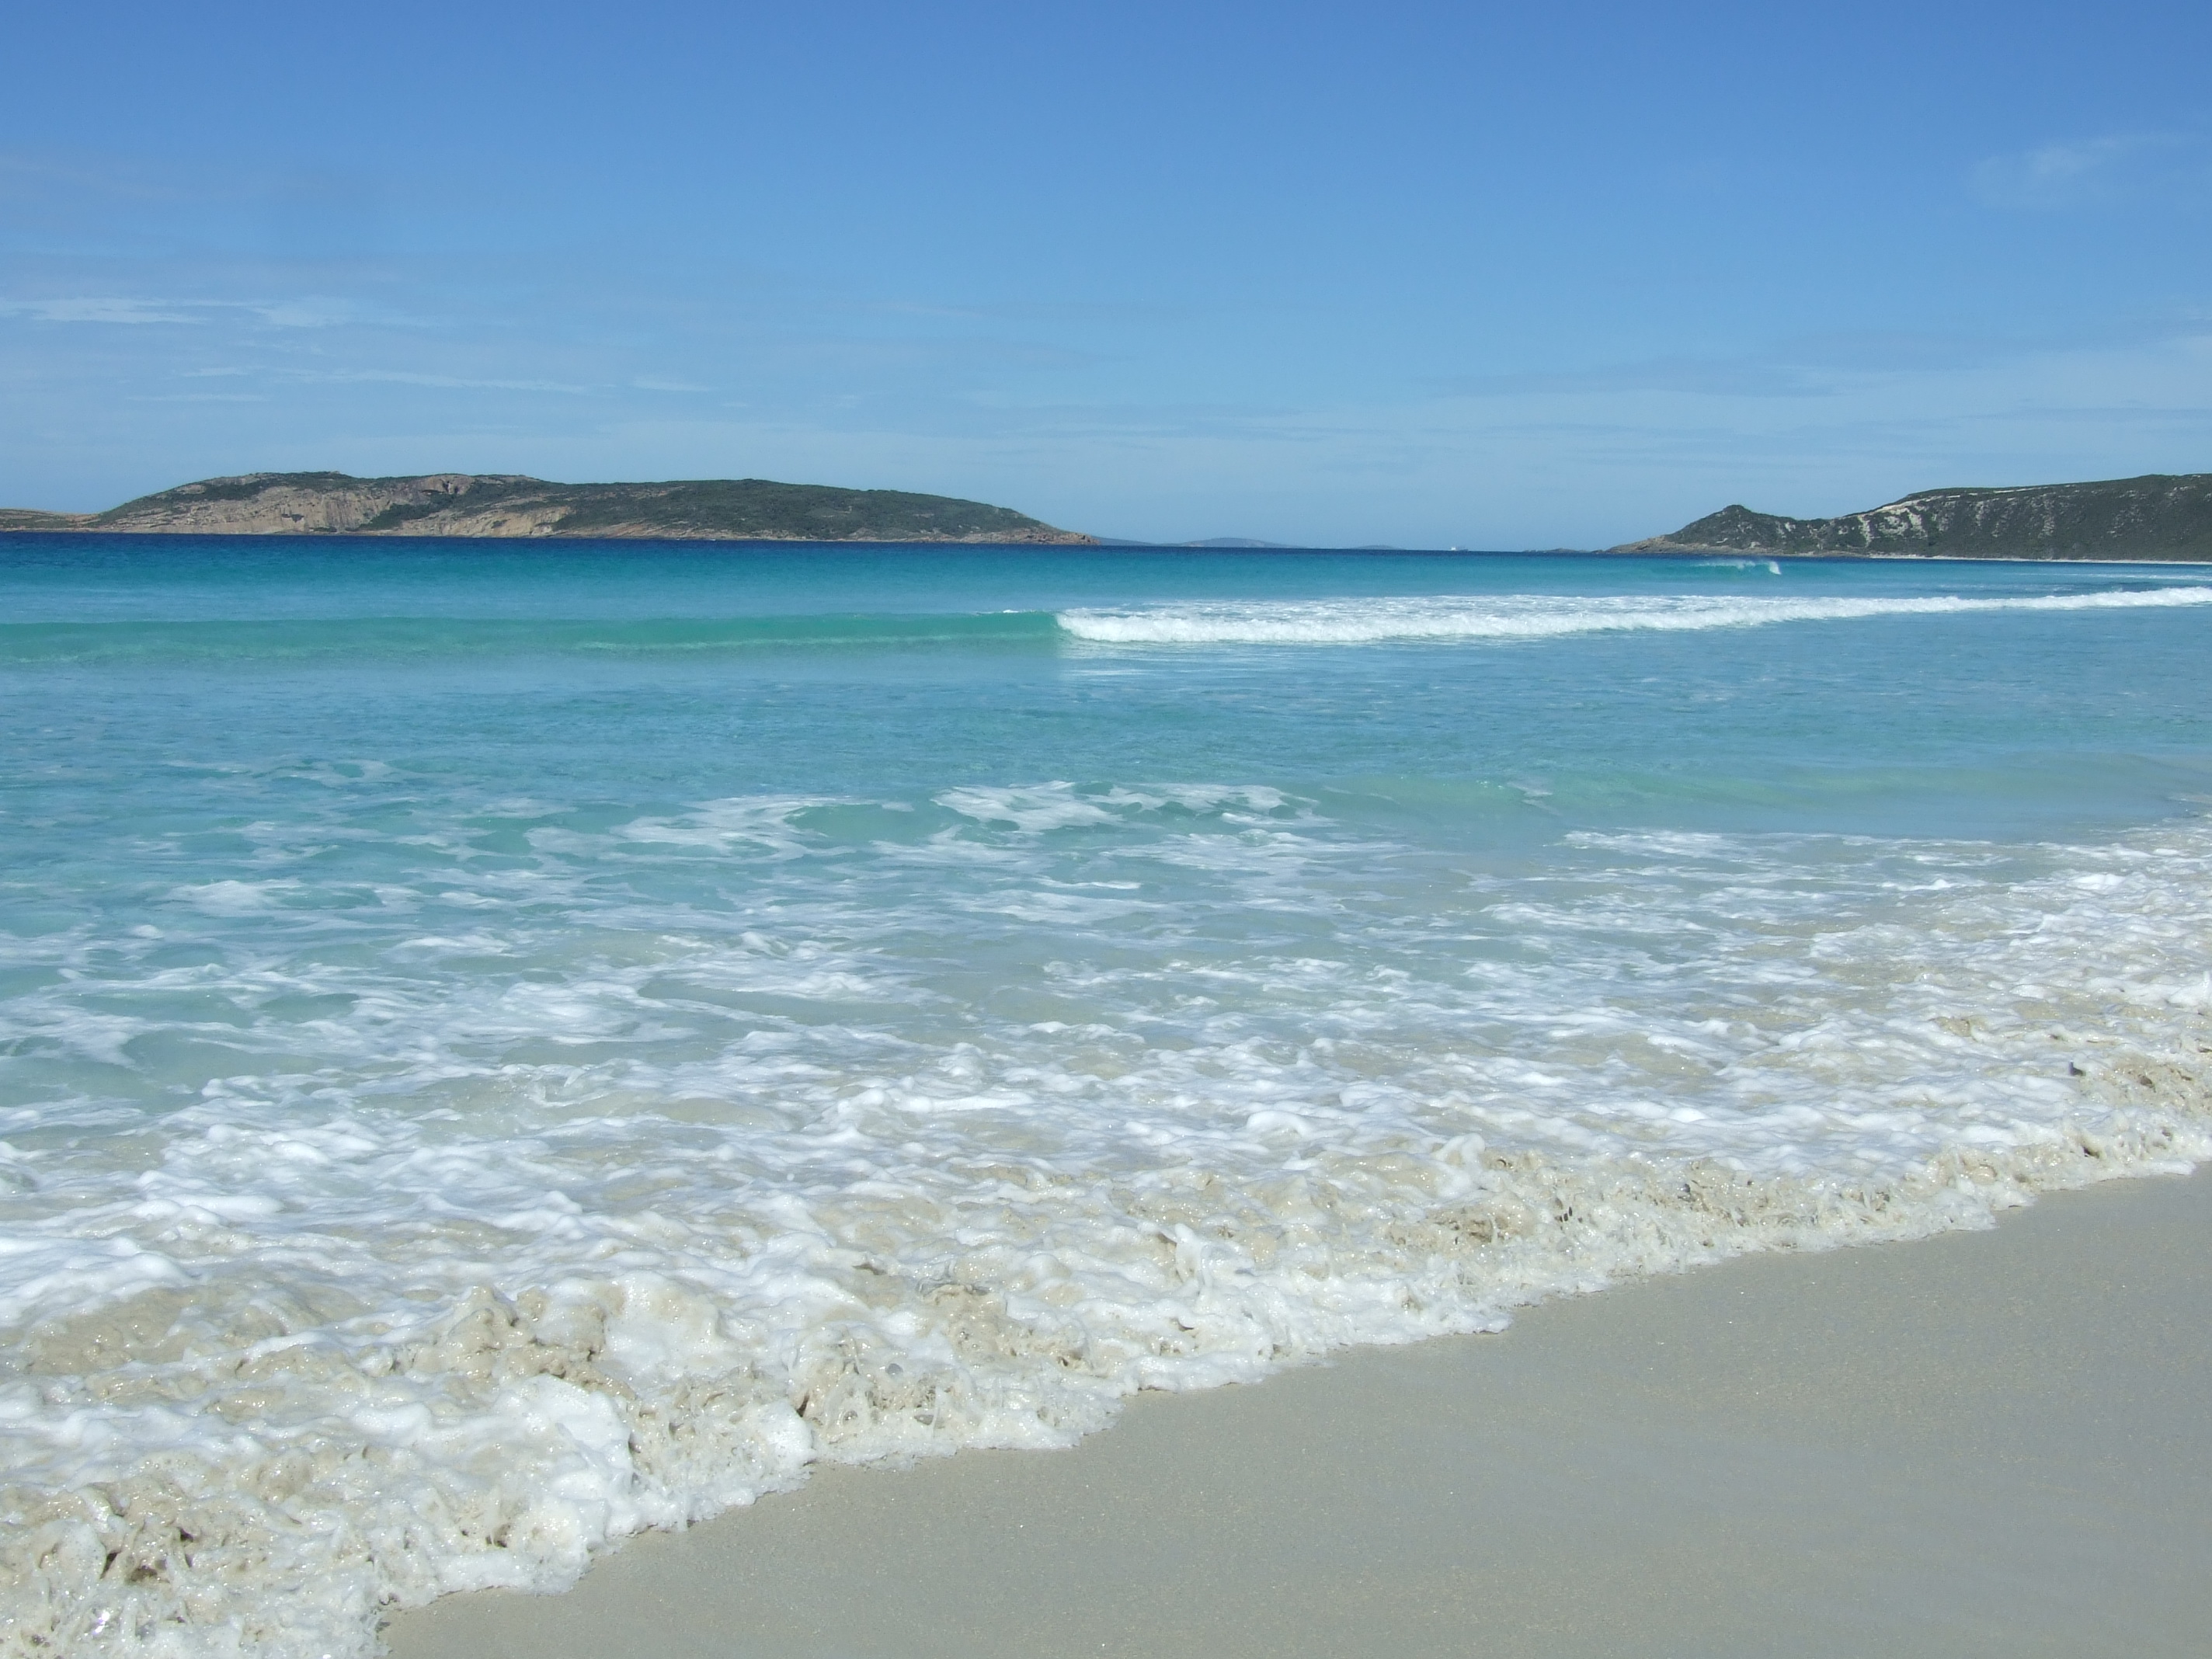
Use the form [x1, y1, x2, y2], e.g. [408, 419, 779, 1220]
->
[1056, 586, 2212, 644]
[2, 782, 2210, 1657]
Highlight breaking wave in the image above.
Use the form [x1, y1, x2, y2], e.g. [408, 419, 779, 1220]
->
[3, 789, 2209, 1657]
[1056, 586, 2212, 643]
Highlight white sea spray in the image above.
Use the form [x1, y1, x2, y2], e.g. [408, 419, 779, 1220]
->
[1056, 586, 2212, 643]
[2, 788, 2209, 1659]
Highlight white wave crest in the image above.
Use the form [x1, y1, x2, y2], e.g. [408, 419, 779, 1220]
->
[8, 797, 2212, 1657]
[1056, 586, 2212, 644]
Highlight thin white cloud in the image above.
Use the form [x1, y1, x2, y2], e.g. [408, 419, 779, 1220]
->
[325, 370, 588, 395]
[246, 301, 355, 329]
[0, 295, 359, 327]
[1431, 327, 2128, 401]
[632, 377, 712, 392]
[1971, 133, 2196, 209]
[0, 296, 200, 324]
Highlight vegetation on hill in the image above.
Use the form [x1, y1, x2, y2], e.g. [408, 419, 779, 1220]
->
[0, 472, 1096, 544]
[1616, 473, 2212, 561]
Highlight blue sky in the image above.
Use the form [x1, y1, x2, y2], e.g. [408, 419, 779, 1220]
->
[3, 0, 2208, 546]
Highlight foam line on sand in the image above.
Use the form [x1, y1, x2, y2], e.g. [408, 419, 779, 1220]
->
[385, 1170, 2212, 1658]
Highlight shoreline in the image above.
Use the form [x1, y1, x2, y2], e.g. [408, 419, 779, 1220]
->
[1595, 548, 2212, 565]
[387, 1165, 2212, 1658]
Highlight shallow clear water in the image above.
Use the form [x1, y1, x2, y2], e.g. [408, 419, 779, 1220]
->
[4, 538, 2210, 1656]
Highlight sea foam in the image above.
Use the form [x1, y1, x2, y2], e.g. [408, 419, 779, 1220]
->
[2, 787, 2208, 1658]
[1056, 586, 2212, 643]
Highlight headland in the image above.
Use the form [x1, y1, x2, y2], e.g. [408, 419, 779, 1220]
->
[1614, 471, 2212, 561]
[0, 472, 1097, 544]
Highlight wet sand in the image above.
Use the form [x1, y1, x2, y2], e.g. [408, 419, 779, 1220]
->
[386, 1170, 2212, 1658]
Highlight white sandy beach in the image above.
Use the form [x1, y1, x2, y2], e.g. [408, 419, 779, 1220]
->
[386, 1169, 2212, 1658]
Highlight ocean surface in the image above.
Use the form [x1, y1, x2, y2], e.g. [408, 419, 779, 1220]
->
[4, 537, 2210, 1657]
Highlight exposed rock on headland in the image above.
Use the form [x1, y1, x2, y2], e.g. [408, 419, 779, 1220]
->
[1613, 472, 2212, 562]
[0, 472, 1097, 544]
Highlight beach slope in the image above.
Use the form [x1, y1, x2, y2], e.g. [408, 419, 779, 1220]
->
[387, 1170, 2212, 1659]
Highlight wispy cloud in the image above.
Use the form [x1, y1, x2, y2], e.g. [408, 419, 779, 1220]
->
[249, 300, 356, 329]
[1432, 343, 1960, 402]
[1433, 356, 1824, 399]
[0, 295, 358, 327]
[322, 370, 588, 395]
[0, 297, 200, 324]
[1971, 132, 2201, 210]
[1428, 325, 2182, 402]
[862, 296, 1186, 327]
[0, 149, 190, 205]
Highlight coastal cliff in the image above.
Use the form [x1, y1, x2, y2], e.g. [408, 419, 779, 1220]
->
[1613, 471, 2212, 562]
[0, 472, 1097, 544]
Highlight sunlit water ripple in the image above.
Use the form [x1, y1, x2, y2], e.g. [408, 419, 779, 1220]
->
[2, 539, 2209, 1657]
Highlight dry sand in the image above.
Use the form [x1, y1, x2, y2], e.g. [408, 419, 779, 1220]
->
[386, 1170, 2212, 1658]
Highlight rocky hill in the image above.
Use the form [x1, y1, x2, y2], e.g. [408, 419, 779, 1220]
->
[1613, 472, 2212, 562]
[0, 472, 1096, 544]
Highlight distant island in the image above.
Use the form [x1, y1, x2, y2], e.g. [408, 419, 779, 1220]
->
[0, 471, 1097, 544]
[1613, 471, 2212, 562]
[13, 466, 2210, 559]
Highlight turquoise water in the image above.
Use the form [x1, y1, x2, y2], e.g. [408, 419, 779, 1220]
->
[5, 537, 2212, 1657]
